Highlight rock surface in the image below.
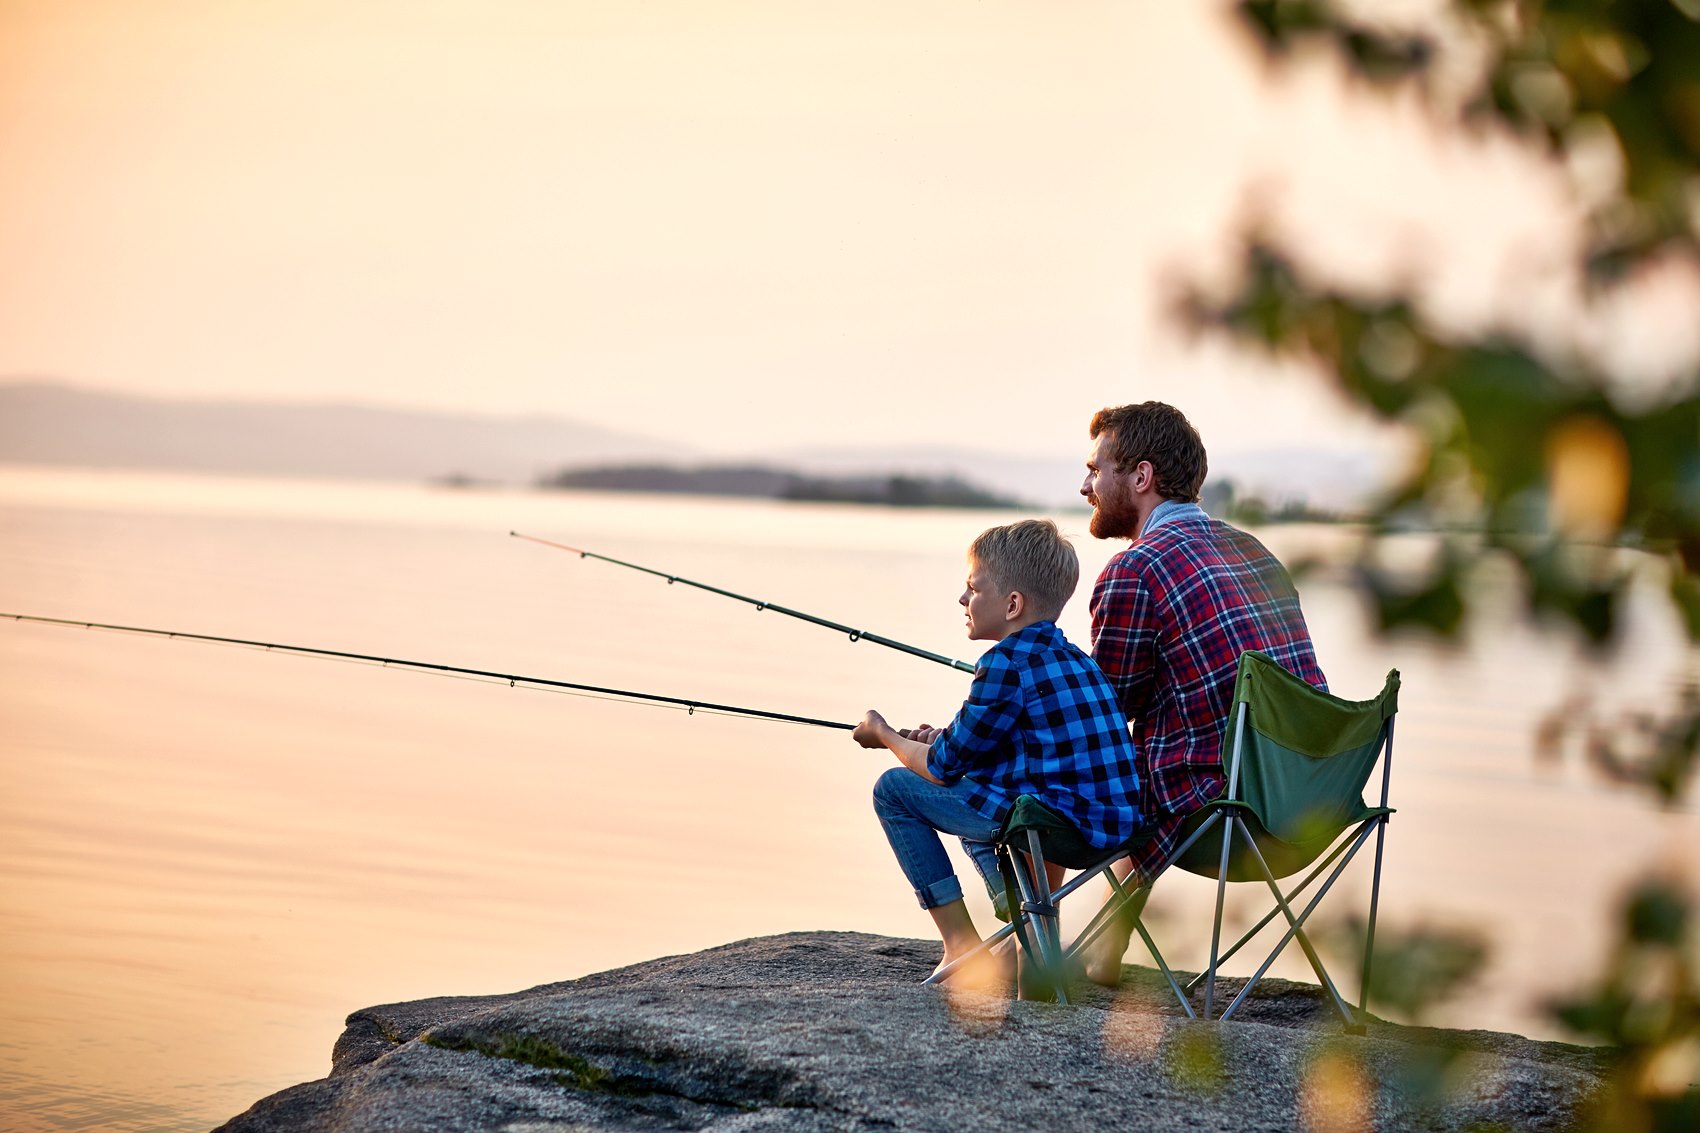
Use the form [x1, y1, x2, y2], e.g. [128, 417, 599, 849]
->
[216, 932, 1608, 1131]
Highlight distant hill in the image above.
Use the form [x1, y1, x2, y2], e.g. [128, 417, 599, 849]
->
[0, 380, 1390, 511]
[539, 463, 1026, 508]
[0, 381, 676, 483]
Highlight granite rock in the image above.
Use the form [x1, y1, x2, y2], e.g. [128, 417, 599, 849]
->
[216, 932, 1608, 1132]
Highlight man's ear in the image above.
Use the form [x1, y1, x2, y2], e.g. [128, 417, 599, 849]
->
[1133, 459, 1156, 494]
[1005, 591, 1026, 621]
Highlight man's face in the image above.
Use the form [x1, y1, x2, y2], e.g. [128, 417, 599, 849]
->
[1081, 431, 1141, 540]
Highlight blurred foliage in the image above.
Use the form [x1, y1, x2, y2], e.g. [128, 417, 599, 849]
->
[1239, 0, 1700, 274]
[1540, 680, 1700, 800]
[1188, 0, 1700, 808]
[1298, 1039, 1380, 1133]
[1325, 916, 1490, 1025]
[1204, 477, 1345, 525]
[1314, 919, 1494, 1118]
[1185, 1, 1700, 1124]
[1164, 1021, 1229, 1093]
[1551, 876, 1700, 1132]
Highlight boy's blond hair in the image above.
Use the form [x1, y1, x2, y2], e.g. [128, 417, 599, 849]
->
[969, 518, 1079, 622]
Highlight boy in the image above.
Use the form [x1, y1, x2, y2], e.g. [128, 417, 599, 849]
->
[852, 518, 1142, 982]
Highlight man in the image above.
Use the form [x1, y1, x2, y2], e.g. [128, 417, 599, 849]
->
[1076, 401, 1326, 985]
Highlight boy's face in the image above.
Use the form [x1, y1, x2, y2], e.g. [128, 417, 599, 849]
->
[960, 559, 1014, 641]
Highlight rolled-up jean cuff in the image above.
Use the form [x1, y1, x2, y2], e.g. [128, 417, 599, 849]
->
[915, 874, 965, 910]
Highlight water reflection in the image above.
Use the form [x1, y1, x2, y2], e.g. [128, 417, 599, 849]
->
[0, 467, 1694, 1131]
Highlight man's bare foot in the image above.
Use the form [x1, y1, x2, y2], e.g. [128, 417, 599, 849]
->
[1016, 948, 1045, 1001]
[1078, 915, 1134, 987]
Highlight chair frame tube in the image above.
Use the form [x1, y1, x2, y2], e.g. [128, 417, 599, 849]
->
[1358, 716, 1395, 1024]
[1220, 817, 1381, 1022]
[1022, 829, 1068, 1004]
[1182, 815, 1370, 994]
[1224, 816, 1357, 1023]
[1203, 703, 1250, 1020]
[927, 810, 1230, 1015]
[1064, 810, 1224, 963]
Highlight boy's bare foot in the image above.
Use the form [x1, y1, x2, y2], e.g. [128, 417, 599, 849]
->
[933, 942, 1015, 992]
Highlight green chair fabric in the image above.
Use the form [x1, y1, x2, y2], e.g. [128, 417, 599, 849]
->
[1000, 794, 1140, 872]
[1172, 654, 1398, 882]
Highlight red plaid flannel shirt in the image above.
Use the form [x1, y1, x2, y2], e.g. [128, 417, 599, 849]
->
[1090, 513, 1325, 882]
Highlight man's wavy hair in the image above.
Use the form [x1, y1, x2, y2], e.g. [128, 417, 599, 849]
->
[1089, 402, 1207, 503]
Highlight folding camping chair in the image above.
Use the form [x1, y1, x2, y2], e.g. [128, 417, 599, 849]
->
[1102, 649, 1400, 1028]
[929, 650, 1399, 1027]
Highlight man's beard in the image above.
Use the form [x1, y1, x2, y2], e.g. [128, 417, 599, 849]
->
[1088, 490, 1140, 540]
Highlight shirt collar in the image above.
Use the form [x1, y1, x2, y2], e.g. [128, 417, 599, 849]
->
[1140, 498, 1208, 538]
[992, 619, 1058, 654]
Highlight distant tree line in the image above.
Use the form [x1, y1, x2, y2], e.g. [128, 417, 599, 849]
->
[1201, 478, 1342, 526]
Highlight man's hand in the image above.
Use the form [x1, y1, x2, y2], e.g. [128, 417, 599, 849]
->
[852, 709, 893, 750]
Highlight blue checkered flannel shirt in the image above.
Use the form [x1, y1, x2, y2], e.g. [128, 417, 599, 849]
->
[926, 620, 1144, 850]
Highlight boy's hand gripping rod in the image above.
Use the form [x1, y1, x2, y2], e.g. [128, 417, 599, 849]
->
[509, 531, 976, 673]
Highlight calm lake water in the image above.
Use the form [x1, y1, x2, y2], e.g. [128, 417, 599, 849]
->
[0, 466, 1695, 1131]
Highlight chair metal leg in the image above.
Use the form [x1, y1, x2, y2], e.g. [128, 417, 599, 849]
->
[941, 810, 1247, 1010]
[1182, 819, 1371, 993]
[1012, 843, 1164, 976]
[1356, 817, 1389, 1030]
[1132, 917, 1196, 1018]
[1220, 821, 1378, 1023]
[924, 920, 1016, 985]
[1025, 830, 1067, 1004]
[1229, 818, 1356, 1024]
[1203, 812, 1237, 1020]
[1065, 869, 1143, 961]
[1051, 873, 1196, 1018]
[1068, 809, 1223, 968]
[1004, 841, 1057, 1001]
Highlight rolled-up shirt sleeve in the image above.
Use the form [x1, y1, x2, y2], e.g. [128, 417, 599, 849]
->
[926, 649, 1023, 783]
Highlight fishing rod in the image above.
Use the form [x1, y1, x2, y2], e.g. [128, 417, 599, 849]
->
[1, 613, 853, 731]
[509, 530, 976, 674]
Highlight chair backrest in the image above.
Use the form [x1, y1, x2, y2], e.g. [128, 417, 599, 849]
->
[1225, 650, 1399, 851]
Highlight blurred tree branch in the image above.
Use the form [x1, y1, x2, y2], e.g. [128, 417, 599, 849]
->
[1189, 0, 1700, 807]
[1188, 2, 1700, 1125]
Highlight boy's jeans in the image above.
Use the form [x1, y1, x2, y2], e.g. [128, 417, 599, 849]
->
[872, 766, 1007, 912]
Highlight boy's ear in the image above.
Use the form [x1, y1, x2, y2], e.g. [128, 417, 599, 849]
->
[1005, 590, 1025, 621]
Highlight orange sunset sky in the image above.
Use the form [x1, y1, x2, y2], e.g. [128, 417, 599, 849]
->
[3, 0, 1691, 471]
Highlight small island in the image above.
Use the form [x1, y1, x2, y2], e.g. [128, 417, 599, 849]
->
[536, 463, 1028, 509]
